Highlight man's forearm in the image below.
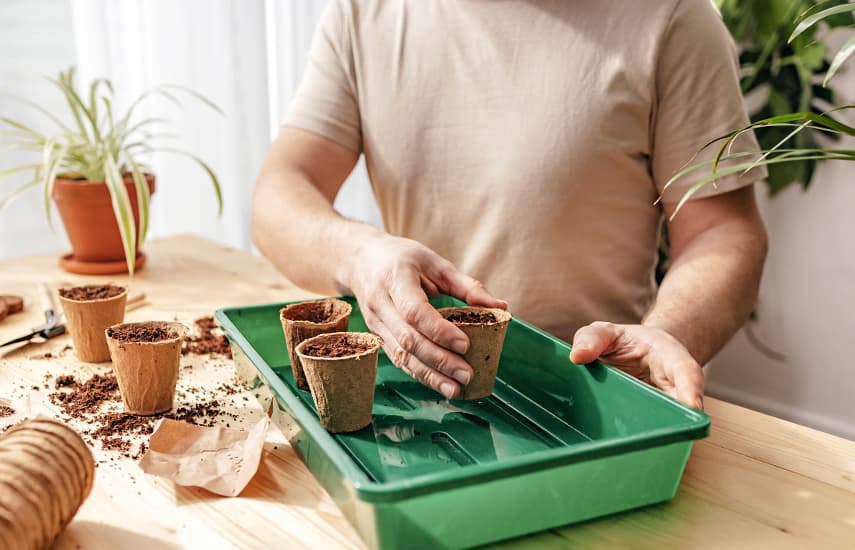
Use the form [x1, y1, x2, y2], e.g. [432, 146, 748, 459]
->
[643, 221, 767, 365]
[252, 168, 383, 296]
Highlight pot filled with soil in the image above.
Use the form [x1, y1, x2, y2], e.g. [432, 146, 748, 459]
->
[53, 174, 155, 274]
[295, 332, 382, 433]
[105, 321, 188, 415]
[280, 299, 352, 391]
[58, 284, 128, 362]
[439, 307, 512, 400]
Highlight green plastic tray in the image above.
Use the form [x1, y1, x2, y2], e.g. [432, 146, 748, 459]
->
[216, 296, 709, 549]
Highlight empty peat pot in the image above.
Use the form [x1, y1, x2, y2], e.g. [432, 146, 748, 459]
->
[0, 418, 95, 550]
[105, 321, 188, 415]
[295, 332, 382, 433]
[279, 299, 352, 391]
[439, 306, 512, 400]
[58, 284, 128, 362]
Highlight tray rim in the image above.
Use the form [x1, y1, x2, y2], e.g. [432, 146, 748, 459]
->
[215, 297, 710, 503]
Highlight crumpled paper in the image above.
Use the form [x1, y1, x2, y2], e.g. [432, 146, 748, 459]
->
[139, 415, 270, 497]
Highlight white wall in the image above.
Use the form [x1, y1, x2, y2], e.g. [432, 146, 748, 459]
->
[708, 65, 855, 440]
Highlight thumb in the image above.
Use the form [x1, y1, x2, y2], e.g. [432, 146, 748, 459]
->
[569, 322, 620, 365]
[650, 340, 705, 410]
[672, 361, 705, 411]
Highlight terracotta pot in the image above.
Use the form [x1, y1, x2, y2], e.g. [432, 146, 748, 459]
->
[52, 174, 155, 263]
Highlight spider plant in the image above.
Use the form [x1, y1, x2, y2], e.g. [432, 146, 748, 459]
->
[667, 1, 855, 214]
[0, 67, 223, 274]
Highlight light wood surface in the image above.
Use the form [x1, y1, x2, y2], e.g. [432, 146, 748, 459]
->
[0, 235, 853, 549]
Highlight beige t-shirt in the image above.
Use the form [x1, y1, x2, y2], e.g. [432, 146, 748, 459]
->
[285, 0, 766, 342]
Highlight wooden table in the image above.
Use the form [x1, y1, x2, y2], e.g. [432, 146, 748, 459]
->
[1, 235, 853, 549]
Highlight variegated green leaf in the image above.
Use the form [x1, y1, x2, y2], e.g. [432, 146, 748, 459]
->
[104, 154, 137, 276]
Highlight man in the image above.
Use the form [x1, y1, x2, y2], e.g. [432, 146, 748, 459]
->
[253, 0, 768, 409]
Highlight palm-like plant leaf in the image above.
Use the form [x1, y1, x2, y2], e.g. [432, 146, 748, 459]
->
[790, 3, 855, 42]
[128, 157, 151, 250]
[825, 33, 855, 85]
[104, 154, 137, 275]
[155, 147, 224, 215]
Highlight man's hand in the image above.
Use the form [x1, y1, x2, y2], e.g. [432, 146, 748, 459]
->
[569, 322, 705, 410]
[342, 234, 507, 400]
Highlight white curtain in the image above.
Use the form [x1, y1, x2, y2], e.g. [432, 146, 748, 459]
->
[0, 0, 76, 258]
[0, 0, 380, 260]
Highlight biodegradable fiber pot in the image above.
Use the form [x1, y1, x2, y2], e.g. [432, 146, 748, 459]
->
[0, 418, 95, 550]
[58, 285, 128, 363]
[280, 299, 352, 391]
[439, 307, 512, 400]
[52, 174, 155, 264]
[105, 321, 187, 415]
[296, 332, 382, 433]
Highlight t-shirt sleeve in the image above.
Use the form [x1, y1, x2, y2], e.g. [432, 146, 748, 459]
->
[283, 0, 362, 153]
[652, 0, 767, 202]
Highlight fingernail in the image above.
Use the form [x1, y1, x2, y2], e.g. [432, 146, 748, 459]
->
[695, 399, 704, 411]
[570, 345, 588, 357]
[453, 369, 471, 385]
[440, 382, 457, 399]
[451, 338, 468, 355]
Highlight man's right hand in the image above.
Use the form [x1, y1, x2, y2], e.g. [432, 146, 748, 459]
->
[340, 234, 507, 399]
[253, 127, 506, 398]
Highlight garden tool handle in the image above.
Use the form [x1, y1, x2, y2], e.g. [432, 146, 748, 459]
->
[38, 282, 59, 326]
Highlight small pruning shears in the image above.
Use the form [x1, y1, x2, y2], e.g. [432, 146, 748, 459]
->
[0, 283, 66, 348]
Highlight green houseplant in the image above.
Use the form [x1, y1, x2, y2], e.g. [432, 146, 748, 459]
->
[656, 1, 853, 285]
[715, 0, 855, 194]
[0, 67, 222, 275]
[669, 2, 855, 210]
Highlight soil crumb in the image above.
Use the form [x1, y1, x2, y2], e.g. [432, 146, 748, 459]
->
[55, 375, 77, 388]
[182, 316, 231, 357]
[0, 405, 15, 418]
[59, 285, 125, 301]
[108, 324, 177, 343]
[445, 310, 497, 324]
[50, 373, 118, 417]
[48, 372, 242, 460]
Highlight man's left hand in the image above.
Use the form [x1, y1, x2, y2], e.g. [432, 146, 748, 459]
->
[569, 322, 705, 410]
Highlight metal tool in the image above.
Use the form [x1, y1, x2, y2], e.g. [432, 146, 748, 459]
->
[0, 283, 66, 348]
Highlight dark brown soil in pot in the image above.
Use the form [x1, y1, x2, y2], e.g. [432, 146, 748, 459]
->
[59, 285, 125, 301]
